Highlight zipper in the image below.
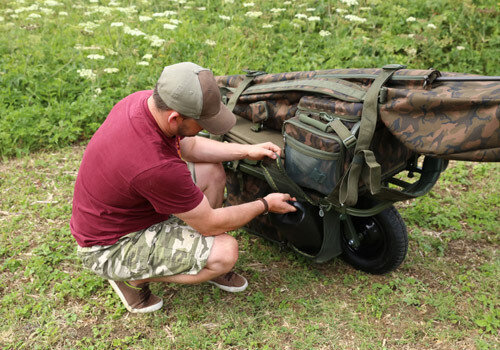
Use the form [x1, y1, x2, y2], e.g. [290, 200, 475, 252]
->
[297, 108, 361, 123]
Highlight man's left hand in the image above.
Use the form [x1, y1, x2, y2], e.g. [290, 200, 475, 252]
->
[245, 142, 282, 160]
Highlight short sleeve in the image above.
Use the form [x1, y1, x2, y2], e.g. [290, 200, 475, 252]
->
[130, 160, 204, 215]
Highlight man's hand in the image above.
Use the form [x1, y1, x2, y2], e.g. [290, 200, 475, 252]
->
[263, 193, 297, 214]
[245, 142, 282, 160]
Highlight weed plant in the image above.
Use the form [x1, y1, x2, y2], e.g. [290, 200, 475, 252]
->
[0, 0, 499, 157]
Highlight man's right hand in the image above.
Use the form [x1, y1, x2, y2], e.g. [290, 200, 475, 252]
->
[263, 193, 297, 214]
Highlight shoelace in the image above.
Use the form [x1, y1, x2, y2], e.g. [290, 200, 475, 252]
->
[223, 271, 236, 282]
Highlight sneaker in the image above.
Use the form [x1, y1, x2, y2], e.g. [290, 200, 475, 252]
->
[108, 280, 163, 313]
[208, 271, 248, 292]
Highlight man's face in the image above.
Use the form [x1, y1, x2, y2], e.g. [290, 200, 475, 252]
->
[177, 117, 204, 137]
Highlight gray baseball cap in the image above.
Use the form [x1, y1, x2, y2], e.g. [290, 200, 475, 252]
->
[156, 62, 236, 135]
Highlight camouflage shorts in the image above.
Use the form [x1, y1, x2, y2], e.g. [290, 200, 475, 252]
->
[77, 216, 214, 281]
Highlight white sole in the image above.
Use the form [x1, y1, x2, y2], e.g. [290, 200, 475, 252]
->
[109, 280, 163, 313]
[208, 278, 248, 293]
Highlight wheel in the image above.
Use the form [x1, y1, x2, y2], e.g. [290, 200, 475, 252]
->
[340, 202, 408, 274]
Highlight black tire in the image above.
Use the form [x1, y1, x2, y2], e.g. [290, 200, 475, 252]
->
[340, 203, 408, 275]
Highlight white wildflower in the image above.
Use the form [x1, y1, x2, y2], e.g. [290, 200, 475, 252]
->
[94, 87, 102, 95]
[74, 44, 101, 50]
[123, 25, 146, 36]
[243, 2, 254, 7]
[115, 6, 138, 15]
[110, 22, 123, 27]
[270, 8, 286, 13]
[153, 10, 177, 17]
[139, 16, 152, 22]
[262, 24, 273, 28]
[0, 16, 4, 21]
[142, 53, 153, 60]
[40, 8, 55, 15]
[77, 68, 96, 80]
[79, 22, 100, 30]
[245, 11, 262, 18]
[306, 8, 316, 12]
[197, 7, 206, 10]
[307, 16, 321, 22]
[336, 8, 348, 14]
[293, 23, 301, 28]
[183, 5, 191, 9]
[10, 14, 19, 18]
[427, 23, 437, 29]
[45, 0, 62, 6]
[27, 13, 42, 19]
[147, 35, 165, 47]
[360, 7, 372, 11]
[204, 39, 216, 46]
[163, 23, 177, 30]
[105, 48, 118, 55]
[89, 0, 98, 3]
[406, 47, 417, 55]
[169, 19, 181, 25]
[218, 14, 231, 20]
[109, 1, 120, 6]
[87, 54, 105, 60]
[319, 30, 331, 37]
[456, 46, 465, 50]
[341, 0, 359, 5]
[295, 14, 307, 19]
[406, 16, 416, 22]
[344, 14, 366, 23]
[408, 34, 415, 38]
[136, 61, 149, 66]
[283, 1, 292, 5]
[224, 0, 234, 3]
[58, 11, 68, 16]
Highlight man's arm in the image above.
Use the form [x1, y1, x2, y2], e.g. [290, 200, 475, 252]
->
[179, 136, 281, 163]
[174, 193, 296, 236]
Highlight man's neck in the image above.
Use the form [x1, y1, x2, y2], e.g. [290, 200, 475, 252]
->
[147, 96, 175, 138]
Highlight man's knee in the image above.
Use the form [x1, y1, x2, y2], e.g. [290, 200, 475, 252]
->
[196, 162, 225, 189]
[206, 234, 238, 272]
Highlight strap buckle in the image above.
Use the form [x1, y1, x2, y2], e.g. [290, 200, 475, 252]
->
[242, 69, 267, 77]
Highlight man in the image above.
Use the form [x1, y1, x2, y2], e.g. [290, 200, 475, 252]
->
[70, 62, 296, 313]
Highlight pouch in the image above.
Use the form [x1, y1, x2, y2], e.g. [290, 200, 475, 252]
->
[282, 96, 361, 195]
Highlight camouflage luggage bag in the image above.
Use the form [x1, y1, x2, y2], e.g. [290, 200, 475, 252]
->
[214, 65, 500, 274]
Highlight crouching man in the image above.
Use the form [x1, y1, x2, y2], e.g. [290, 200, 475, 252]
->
[70, 62, 296, 313]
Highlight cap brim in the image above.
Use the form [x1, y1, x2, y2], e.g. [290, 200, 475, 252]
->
[196, 102, 236, 135]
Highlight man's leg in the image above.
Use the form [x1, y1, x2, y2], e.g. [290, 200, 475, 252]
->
[190, 162, 226, 209]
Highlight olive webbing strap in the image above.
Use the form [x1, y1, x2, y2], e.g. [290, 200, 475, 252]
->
[226, 75, 257, 112]
[243, 78, 366, 102]
[226, 71, 267, 112]
[259, 155, 318, 207]
[338, 66, 403, 206]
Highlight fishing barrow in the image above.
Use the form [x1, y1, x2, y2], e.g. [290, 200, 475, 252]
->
[209, 65, 500, 274]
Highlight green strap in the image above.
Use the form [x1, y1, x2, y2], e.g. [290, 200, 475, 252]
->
[328, 118, 357, 149]
[226, 70, 267, 112]
[243, 78, 367, 102]
[259, 154, 317, 206]
[339, 65, 405, 206]
[226, 75, 256, 112]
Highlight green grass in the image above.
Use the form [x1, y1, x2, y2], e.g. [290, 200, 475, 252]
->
[0, 0, 499, 157]
[0, 147, 498, 349]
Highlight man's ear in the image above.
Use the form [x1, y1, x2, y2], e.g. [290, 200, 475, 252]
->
[166, 111, 182, 125]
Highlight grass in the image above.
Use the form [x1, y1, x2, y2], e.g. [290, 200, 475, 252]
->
[0, 0, 499, 157]
[0, 146, 498, 349]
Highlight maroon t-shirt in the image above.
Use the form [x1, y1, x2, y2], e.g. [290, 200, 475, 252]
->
[70, 90, 204, 247]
